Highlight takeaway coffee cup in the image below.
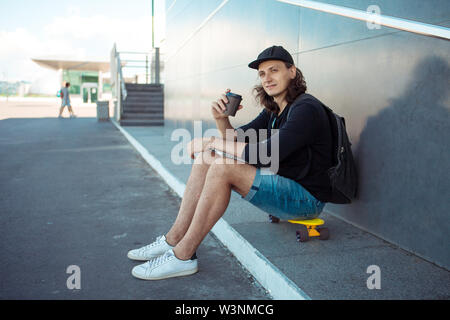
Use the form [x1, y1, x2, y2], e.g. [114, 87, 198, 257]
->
[223, 92, 242, 117]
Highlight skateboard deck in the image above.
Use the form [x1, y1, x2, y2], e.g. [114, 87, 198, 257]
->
[268, 215, 330, 242]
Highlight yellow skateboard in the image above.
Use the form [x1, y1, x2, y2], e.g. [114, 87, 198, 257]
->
[268, 215, 330, 242]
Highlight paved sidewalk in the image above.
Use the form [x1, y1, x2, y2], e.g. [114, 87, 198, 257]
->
[1, 100, 448, 300]
[121, 125, 450, 300]
[0, 103, 269, 299]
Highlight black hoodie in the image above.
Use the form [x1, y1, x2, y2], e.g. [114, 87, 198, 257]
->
[235, 93, 333, 203]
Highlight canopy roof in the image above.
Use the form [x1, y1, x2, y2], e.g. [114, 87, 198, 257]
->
[32, 58, 110, 72]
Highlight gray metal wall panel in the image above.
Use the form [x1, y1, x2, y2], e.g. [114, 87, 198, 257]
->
[164, 0, 450, 269]
[312, 0, 450, 24]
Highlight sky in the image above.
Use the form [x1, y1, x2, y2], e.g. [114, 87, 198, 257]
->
[0, 0, 166, 83]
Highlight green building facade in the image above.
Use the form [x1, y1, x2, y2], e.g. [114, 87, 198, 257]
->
[62, 70, 111, 103]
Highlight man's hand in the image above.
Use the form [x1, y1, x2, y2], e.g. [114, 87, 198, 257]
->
[187, 137, 215, 159]
[211, 88, 243, 120]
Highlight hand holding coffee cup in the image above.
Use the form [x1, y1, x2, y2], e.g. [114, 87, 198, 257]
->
[211, 89, 243, 119]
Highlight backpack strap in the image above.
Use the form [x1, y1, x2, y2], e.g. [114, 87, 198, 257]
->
[267, 93, 315, 180]
[286, 93, 314, 180]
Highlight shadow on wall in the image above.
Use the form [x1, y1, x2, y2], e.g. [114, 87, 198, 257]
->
[349, 55, 450, 269]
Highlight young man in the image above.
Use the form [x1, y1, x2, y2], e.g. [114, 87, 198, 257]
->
[58, 82, 77, 118]
[128, 45, 333, 281]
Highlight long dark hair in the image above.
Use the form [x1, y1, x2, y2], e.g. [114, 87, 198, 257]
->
[252, 62, 307, 114]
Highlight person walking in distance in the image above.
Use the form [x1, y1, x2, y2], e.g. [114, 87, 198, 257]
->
[58, 82, 77, 118]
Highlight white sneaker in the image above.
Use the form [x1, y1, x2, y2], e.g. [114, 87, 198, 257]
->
[127, 235, 174, 261]
[131, 249, 198, 280]
[70, 114, 77, 118]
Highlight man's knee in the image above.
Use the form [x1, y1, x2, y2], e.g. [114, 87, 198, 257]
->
[207, 158, 256, 195]
[207, 157, 235, 179]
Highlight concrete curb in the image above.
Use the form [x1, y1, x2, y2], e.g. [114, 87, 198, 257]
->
[111, 120, 311, 300]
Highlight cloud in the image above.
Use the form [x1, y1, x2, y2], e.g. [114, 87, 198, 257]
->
[0, 28, 45, 81]
[43, 13, 152, 50]
[0, 11, 154, 82]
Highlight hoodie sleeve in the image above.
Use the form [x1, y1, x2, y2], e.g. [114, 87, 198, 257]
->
[234, 109, 271, 144]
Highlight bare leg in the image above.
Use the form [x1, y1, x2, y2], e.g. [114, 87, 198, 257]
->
[68, 105, 75, 115]
[173, 157, 256, 260]
[58, 106, 65, 116]
[165, 150, 221, 246]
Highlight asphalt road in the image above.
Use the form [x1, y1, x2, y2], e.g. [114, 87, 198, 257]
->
[0, 102, 269, 300]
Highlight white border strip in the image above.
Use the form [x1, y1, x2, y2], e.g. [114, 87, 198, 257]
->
[111, 120, 310, 300]
[277, 0, 450, 40]
[166, 0, 230, 62]
[167, 0, 177, 14]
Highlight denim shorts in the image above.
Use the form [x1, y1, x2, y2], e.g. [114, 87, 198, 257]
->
[242, 168, 326, 220]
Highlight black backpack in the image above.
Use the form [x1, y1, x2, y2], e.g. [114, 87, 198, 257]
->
[284, 93, 358, 204]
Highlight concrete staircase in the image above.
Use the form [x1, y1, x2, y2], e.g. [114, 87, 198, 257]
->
[120, 83, 164, 126]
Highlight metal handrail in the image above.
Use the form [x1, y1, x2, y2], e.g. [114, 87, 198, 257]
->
[118, 51, 151, 84]
[121, 59, 148, 63]
[109, 45, 162, 121]
[118, 51, 150, 55]
[117, 55, 127, 101]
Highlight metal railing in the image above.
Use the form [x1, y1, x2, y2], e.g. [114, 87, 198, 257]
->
[117, 54, 127, 101]
[110, 44, 126, 120]
[119, 51, 152, 85]
[110, 44, 162, 121]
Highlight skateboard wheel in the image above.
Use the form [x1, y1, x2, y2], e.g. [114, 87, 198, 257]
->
[269, 215, 280, 223]
[317, 227, 330, 240]
[296, 226, 309, 242]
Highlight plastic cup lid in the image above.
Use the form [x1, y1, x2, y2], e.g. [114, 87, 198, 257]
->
[226, 92, 242, 99]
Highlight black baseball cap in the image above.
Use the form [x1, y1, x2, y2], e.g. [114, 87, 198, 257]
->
[248, 45, 294, 70]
